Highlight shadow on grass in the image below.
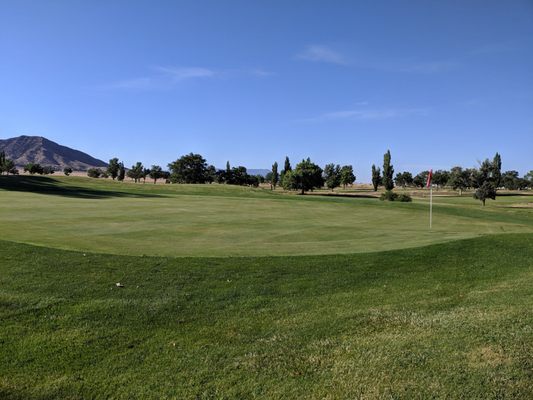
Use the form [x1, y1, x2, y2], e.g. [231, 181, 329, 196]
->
[307, 192, 378, 199]
[0, 176, 165, 199]
[496, 192, 533, 197]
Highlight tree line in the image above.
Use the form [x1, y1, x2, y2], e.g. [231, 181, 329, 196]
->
[370, 150, 533, 205]
[82, 153, 357, 193]
[2, 149, 532, 206]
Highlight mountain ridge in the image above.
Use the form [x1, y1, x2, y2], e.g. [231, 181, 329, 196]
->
[0, 135, 107, 170]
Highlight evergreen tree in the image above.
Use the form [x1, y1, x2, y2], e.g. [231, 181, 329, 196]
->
[382, 150, 394, 191]
[371, 164, 382, 191]
[492, 152, 502, 188]
[117, 162, 125, 181]
[107, 158, 120, 180]
[271, 161, 279, 190]
[283, 156, 291, 173]
[0, 152, 17, 175]
[0, 151, 5, 174]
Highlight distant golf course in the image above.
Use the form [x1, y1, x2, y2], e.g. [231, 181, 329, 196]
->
[1, 176, 532, 399]
[1, 176, 532, 257]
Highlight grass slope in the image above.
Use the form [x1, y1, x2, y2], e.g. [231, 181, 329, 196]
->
[0, 235, 532, 399]
[1, 176, 532, 257]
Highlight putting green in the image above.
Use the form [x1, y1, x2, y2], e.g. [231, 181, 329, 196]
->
[0, 176, 532, 257]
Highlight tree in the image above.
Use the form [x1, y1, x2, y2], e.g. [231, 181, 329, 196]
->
[323, 163, 341, 191]
[223, 161, 231, 184]
[371, 164, 382, 191]
[501, 170, 520, 190]
[413, 171, 429, 188]
[448, 166, 468, 195]
[63, 167, 73, 176]
[247, 175, 260, 187]
[479, 159, 492, 183]
[168, 153, 209, 184]
[339, 165, 356, 189]
[24, 163, 44, 175]
[382, 150, 394, 191]
[394, 172, 413, 188]
[117, 162, 125, 181]
[87, 168, 102, 178]
[280, 156, 292, 187]
[525, 171, 533, 188]
[0, 152, 17, 175]
[107, 158, 120, 180]
[271, 162, 279, 190]
[432, 170, 450, 189]
[206, 165, 217, 184]
[42, 166, 55, 175]
[228, 166, 248, 185]
[127, 162, 144, 183]
[474, 181, 496, 206]
[283, 158, 323, 194]
[149, 165, 163, 184]
[265, 171, 273, 186]
[492, 152, 502, 188]
[142, 167, 150, 183]
[283, 156, 292, 174]
[466, 168, 482, 189]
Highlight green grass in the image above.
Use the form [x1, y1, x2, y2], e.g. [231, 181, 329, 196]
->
[1, 176, 532, 257]
[1, 176, 532, 398]
[1, 235, 532, 399]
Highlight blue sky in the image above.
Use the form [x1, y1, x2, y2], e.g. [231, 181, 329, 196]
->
[1, 0, 532, 181]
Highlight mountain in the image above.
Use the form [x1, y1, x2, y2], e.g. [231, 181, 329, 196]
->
[247, 169, 270, 177]
[0, 135, 107, 171]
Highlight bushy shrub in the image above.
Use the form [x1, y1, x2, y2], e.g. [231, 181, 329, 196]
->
[379, 191, 412, 202]
[397, 193, 412, 202]
[380, 190, 398, 201]
[87, 168, 103, 178]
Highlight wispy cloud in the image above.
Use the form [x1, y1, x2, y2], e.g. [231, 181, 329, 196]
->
[393, 60, 459, 74]
[102, 65, 273, 90]
[470, 42, 517, 56]
[296, 44, 459, 74]
[248, 68, 276, 77]
[299, 106, 429, 122]
[154, 66, 216, 80]
[459, 98, 485, 108]
[296, 45, 347, 65]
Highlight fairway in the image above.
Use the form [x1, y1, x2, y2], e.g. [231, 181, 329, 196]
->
[1, 235, 532, 399]
[1, 176, 533, 399]
[1, 176, 532, 257]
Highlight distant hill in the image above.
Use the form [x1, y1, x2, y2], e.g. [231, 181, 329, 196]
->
[0, 135, 107, 171]
[247, 169, 270, 177]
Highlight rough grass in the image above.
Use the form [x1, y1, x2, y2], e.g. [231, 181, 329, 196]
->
[0, 234, 532, 399]
[1, 176, 532, 257]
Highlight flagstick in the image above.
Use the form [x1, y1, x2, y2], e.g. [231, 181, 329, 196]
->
[429, 185, 433, 230]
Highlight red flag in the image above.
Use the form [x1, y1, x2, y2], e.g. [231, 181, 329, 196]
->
[426, 169, 433, 188]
